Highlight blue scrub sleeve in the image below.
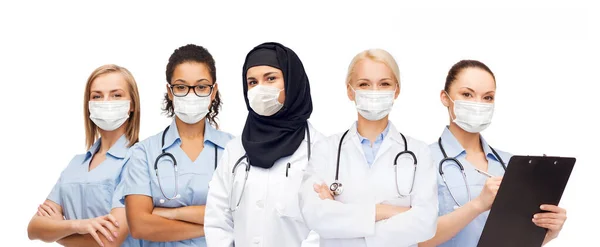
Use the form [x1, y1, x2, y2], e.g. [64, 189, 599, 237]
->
[120, 143, 153, 204]
[46, 176, 62, 206]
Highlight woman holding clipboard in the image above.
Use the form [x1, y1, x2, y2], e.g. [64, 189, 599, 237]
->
[419, 60, 567, 247]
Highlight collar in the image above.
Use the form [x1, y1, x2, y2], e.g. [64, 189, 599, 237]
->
[347, 121, 404, 145]
[83, 134, 128, 163]
[356, 121, 390, 144]
[162, 119, 230, 151]
[439, 126, 498, 161]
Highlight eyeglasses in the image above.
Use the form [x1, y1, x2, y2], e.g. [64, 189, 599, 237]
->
[169, 84, 214, 97]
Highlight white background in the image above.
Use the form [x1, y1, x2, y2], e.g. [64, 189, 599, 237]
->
[1, 1, 598, 246]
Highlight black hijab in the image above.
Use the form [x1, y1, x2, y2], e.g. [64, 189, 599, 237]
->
[241, 42, 312, 169]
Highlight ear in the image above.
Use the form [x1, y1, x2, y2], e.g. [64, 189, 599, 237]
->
[166, 84, 173, 101]
[347, 83, 355, 101]
[211, 83, 219, 102]
[440, 90, 450, 107]
[394, 84, 400, 99]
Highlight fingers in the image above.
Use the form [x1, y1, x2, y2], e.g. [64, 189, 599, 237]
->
[534, 212, 567, 221]
[99, 218, 119, 238]
[44, 202, 61, 214]
[38, 208, 48, 217]
[91, 220, 114, 242]
[313, 184, 321, 193]
[38, 205, 50, 217]
[89, 230, 105, 247]
[41, 203, 55, 215]
[533, 219, 563, 231]
[40, 204, 55, 216]
[105, 214, 120, 228]
[540, 204, 566, 214]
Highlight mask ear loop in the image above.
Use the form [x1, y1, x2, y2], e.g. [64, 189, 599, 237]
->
[444, 91, 458, 123]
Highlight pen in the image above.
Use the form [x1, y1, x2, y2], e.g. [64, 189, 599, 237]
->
[475, 168, 493, 178]
[286, 163, 290, 177]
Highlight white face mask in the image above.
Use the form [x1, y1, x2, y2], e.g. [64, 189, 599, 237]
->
[173, 94, 211, 124]
[352, 86, 396, 121]
[88, 100, 131, 131]
[247, 85, 284, 116]
[445, 91, 495, 133]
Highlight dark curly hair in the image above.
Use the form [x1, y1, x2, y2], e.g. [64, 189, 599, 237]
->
[163, 44, 221, 128]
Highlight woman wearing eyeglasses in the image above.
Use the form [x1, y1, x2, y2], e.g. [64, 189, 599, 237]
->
[118, 44, 233, 247]
[298, 49, 438, 247]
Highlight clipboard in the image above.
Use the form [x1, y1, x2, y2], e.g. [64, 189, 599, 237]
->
[477, 155, 575, 247]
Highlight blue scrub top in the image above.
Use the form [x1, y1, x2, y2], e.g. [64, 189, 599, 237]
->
[47, 134, 141, 247]
[429, 127, 513, 247]
[119, 119, 233, 247]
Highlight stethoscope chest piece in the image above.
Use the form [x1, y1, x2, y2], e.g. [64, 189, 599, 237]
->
[159, 194, 181, 204]
[330, 181, 343, 196]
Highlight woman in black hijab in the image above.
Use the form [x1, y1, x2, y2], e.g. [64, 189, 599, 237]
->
[205, 42, 324, 247]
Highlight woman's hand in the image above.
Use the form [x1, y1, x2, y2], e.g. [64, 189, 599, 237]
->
[472, 176, 502, 212]
[534, 205, 567, 243]
[37, 202, 64, 221]
[313, 183, 334, 200]
[72, 214, 120, 246]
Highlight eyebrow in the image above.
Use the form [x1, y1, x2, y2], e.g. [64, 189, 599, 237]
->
[460, 87, 475, 92]
[173, 78, 210, 84]
[460, 87, 495, 94]
[263, 72, 278, 77]
[91, 89, 125, 93]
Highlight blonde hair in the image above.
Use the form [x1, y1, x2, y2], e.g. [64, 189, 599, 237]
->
[84, 64, 141, 149]
[346, 49, 401, 90]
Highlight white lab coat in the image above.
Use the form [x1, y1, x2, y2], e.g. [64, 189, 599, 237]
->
[299, 122, 438, 247]
[205, 122, 324, 247]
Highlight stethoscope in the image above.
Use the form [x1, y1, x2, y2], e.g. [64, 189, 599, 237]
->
[154, 126, 218, 204]
[437, 137, 506, 208]
[228, 125, 311, 212]
[329, 129, 418, 197]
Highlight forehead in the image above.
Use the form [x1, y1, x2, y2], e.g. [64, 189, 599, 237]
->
[90, 72, 127, 91]
[451, 67, 496, 91]
[173, 62, 211, 80]
[352, 59, 393, 80]
[246, 65, 282, 77]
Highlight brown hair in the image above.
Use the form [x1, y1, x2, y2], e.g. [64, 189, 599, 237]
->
[444, 60, 495, 92]
[84, 64, 141, 149]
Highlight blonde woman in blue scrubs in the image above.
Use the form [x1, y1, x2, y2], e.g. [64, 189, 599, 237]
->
[27, 64, 141, 247]
[119, 44, 233, 247]
[419, 60, 568, 247]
